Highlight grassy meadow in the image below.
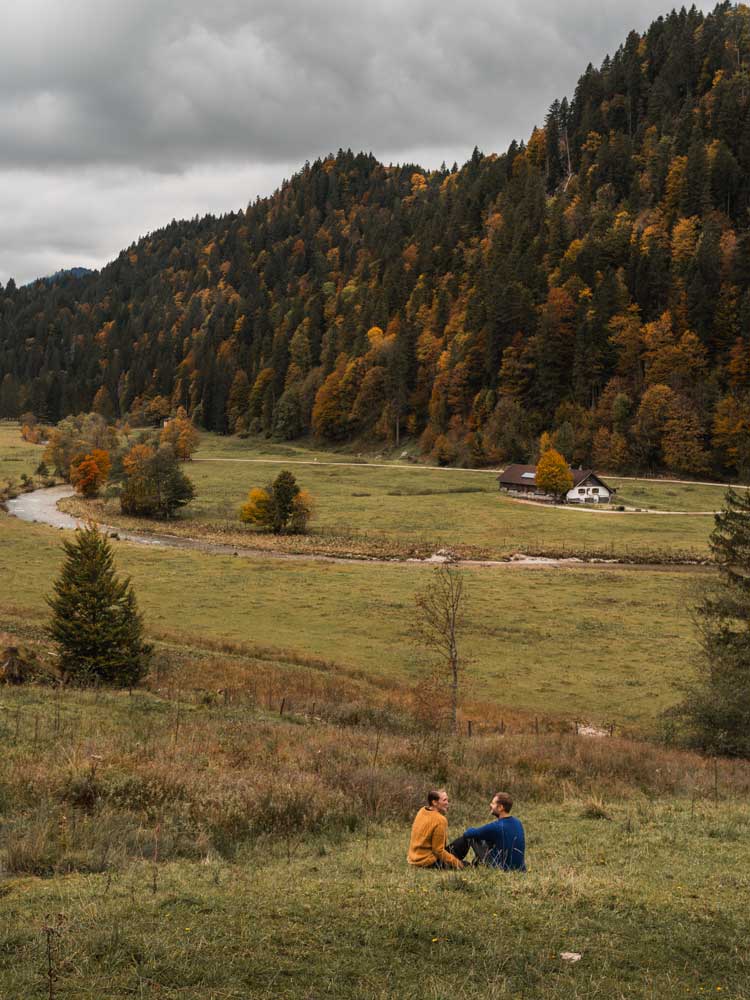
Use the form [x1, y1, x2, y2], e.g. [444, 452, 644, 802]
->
[0, 512, 700, 727]
[0, 420, 45, 482]
[1, 661, 750, 1000]
[180, 434, 721, 560]
[1, 421, 748, 998]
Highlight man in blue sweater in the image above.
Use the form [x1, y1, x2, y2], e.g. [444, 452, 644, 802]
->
[448, 791, 526, 871]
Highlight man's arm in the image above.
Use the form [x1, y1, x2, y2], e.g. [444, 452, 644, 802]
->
[462, 820, 499, 840]
[431, 818, 463, 868]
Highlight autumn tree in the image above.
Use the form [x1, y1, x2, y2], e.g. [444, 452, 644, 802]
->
[92, 386, 116, 420]
[239, 470, 313, 534]
[536, 447, 573, 499]
[713, 396, 750, 480]
[120, 444, 195, 518]
[70, 449, 112, 498]
[631, 384, 676, 469]
[44, 414, 118, 477]
[662, 400, 709, 476]
[160, 406, 199, 460]
[47, 523, 151, 687]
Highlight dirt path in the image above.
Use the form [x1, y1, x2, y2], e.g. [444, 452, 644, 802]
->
[196, 455, 747, 491]
[505, 495, 719, 516]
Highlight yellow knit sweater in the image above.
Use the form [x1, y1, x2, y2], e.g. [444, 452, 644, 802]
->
[407, 807, 462, 868]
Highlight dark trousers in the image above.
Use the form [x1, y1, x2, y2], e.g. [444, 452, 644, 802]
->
[447, 835, 493, 866]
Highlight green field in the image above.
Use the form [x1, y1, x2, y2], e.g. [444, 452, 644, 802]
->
[0, 512, 700, 727]
[0, 420, 44, 482]
[610, 478, 739, 512]
[187, 434, 718, 559]
[1, 422, 724, 559]
[5, 808, 749, 1000]
[1, 676, 749, 1000]
[1, 422, 747, 999]
[0, 422, 716, 727]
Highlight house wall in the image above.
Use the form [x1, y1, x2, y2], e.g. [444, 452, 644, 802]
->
[567, 484, 611, 503]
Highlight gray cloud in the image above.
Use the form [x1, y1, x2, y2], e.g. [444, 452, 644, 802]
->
[0, 1, 715, 284]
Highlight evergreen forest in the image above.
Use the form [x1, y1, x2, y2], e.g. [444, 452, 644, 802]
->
[2, 3, 750, 478]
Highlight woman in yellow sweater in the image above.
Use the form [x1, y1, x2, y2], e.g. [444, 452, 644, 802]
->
[407, 789, 463, 869]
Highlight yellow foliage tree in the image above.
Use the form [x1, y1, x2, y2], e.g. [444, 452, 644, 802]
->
[239, 487, 273, 527]
[160, 407, 199, 460]
[671, 216, 700, 267]
[535, 448, 573, 499]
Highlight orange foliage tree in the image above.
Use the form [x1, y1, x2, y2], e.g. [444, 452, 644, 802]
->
[70, 449, 111, 497]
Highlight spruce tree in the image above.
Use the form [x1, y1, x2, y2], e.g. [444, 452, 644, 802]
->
[673, 488, 750, 756]
[47, 524, 151, 686]
[271, 469, 301, 533]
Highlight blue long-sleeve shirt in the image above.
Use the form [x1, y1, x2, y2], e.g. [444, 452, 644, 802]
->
[463, 815, 526, 870]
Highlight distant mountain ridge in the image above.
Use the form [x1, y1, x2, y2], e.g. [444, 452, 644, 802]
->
[1, 3, 750, 479]
[37, 267, 95, 286]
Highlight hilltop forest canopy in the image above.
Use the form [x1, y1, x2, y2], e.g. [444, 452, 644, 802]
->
[2, 3, 750, 478]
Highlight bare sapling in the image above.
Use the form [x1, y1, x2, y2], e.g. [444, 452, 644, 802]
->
[413, 563, 467, 734]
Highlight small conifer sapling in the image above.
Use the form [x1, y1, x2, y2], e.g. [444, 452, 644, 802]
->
[47, 523, 151, 686]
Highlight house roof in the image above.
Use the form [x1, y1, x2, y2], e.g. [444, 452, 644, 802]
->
[498, 464, 612, 491]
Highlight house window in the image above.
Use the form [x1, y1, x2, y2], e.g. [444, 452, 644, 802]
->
[592, 488, 599, 494]
[578, 488, 586, 494]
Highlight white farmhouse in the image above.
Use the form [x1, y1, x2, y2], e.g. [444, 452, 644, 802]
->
[497, 464, 615, 503]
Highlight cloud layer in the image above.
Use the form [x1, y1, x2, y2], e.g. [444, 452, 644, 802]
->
[0, 1, 714, 284]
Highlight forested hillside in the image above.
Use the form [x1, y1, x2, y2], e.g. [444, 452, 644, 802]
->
[2, 3, 750, 477]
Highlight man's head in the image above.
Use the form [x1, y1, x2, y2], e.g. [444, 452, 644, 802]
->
[427, 789, 450, 815]
[490, 792, 513, 817]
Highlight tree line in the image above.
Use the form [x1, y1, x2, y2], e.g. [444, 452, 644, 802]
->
[2, 4, 750, 479]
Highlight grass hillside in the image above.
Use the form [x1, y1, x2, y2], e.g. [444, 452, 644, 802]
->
[1, 635, 749, 999]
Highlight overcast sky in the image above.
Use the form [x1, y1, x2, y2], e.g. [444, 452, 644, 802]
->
[0, 0, 715, 286]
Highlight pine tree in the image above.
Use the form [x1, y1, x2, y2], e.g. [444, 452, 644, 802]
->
[47, 524, 151, 686]
[270, 469, 301, 533]
[672, 488, 750, 756]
